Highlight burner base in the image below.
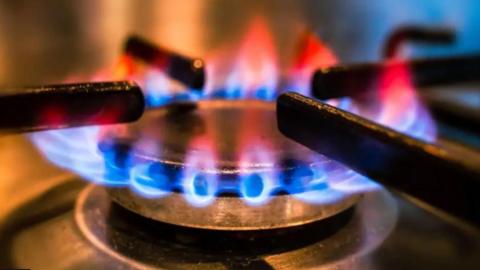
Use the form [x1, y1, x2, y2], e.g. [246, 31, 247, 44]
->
[75, 185, 397, 269]
[108, 186, 361, 230]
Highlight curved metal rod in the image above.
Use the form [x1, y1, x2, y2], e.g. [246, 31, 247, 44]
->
[124, 35, 206, 90]
[383, 26, 455, 59]
[277, 92, 480, 226]
[0, 81, 145, 133]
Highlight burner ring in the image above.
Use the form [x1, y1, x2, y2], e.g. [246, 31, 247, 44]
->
[108, 187, 361, 230]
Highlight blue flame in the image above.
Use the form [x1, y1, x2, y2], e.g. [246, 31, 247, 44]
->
[182, 172, 218, 207]
[141, 70, 202, 107]
[292, 161, 381, 204]
[31, 127, 116, 185]
[180, 149, 219, 207]
[31, 121, 385, 208]
[239, 173, 274, 205]
[130, 163, 170, 198]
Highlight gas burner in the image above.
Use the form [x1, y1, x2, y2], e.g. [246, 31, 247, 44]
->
[76, 185, 397, 269]
[97, 99, 375, 230]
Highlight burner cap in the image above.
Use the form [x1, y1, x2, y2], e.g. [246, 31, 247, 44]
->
[100, 100, 318, 172]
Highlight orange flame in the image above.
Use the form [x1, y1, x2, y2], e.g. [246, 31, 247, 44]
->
[112, 55, 137, 79]
[377, 62, 416, 125]
[288, 30, 338, 94]
[374, 61, 436, 141]
[292, 30, 338, 70]
[224, 16, 279, 98]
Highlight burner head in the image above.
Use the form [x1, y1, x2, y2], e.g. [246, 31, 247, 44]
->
[98, 99, 374, 230]
[100, 100, 317, 173]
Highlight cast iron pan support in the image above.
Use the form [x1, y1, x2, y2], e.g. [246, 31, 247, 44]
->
[277, 92, 480, 226]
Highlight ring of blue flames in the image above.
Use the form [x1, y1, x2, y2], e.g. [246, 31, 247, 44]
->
[31, 125, 382, 207]
[31, 70, 436, 207]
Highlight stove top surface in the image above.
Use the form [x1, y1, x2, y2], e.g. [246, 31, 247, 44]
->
[0, 2, 480, 269]
[1, 173, 479, 270]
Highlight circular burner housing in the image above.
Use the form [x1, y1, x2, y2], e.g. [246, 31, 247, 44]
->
[100, 100, 373, 230]
[108, 188, 360, 230]
[76, 185, 397, 269]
